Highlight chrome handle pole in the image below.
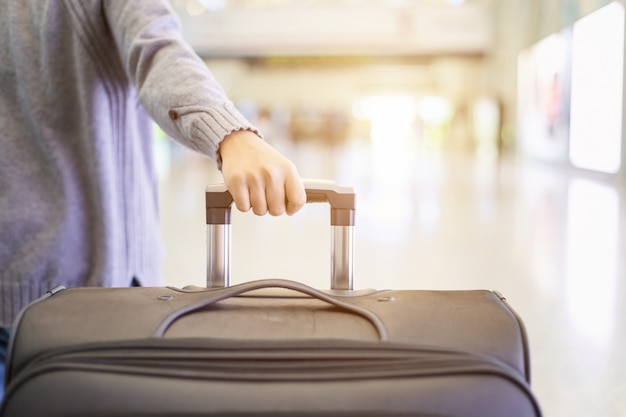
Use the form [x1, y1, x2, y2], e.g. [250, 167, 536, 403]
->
[331, 225, 354, 290]
[206, 224, 231, 288]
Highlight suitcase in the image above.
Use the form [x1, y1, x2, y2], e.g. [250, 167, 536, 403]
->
[1, 181, 542, 417]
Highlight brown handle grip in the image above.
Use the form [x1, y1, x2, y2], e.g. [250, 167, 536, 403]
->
[205, 180, 355, 226]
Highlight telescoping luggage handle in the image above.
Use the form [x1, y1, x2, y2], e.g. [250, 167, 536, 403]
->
[206, 180, 355, 290]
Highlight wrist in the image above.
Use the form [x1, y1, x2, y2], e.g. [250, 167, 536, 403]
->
[217, 129, 262, 168]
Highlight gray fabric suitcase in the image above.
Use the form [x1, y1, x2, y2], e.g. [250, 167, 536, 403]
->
[1, 182, 541, 417]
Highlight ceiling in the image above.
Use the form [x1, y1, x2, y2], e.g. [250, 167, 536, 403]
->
[170, 0, 495, 58]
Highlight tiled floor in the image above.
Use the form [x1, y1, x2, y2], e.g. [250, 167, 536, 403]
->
[158, 139, 626, 417]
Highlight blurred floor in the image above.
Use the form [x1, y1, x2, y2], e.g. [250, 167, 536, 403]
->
[158, 139, 626, 417]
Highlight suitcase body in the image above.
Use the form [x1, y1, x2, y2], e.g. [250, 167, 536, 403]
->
[1, 182, 541, 417]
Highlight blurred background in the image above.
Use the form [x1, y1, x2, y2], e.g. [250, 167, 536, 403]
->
[156, 1, 626, 416]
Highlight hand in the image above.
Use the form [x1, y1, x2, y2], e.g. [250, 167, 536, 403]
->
[218, 130, 306, 216]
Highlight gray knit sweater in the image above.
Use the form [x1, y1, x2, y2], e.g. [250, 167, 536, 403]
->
[0, 0, 258, 326]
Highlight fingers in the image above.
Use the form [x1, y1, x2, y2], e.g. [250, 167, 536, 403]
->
[219, 130, 305, 216]
[226, 178, 251, 213]
[285, 171, 306, 216]
[249, 179, 269, 216]
[264, 171, 286, 216]
[230, 171, 297, 216]
[226, 167, 304, 216]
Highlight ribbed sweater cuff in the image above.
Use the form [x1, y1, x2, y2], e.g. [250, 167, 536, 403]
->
[170, 103, 262, 167]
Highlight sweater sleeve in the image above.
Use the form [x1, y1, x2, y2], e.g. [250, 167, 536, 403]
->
[102, 0, 259, 161]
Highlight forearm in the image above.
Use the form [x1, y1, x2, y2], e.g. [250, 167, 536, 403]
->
[104, 0, 256, 160]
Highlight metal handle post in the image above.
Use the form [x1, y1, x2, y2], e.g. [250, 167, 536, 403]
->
[331, 225, 354, 290]
[206, 224, 231, 288]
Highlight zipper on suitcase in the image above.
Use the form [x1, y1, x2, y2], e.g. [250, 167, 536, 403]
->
[16, 338, 528, 379]
[22, 338, 528, 390]
[6, 338, 541, 416]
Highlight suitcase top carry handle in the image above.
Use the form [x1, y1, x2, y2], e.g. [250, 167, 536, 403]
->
[205, 180, 355, 290]
[205, 179, 355, 226]
[152, 279, 389, 341]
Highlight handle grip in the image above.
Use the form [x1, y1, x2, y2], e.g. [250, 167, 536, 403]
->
[205, 180, 355, 290]
[205, 179, 355, 226]
[152, 279, 388, 341]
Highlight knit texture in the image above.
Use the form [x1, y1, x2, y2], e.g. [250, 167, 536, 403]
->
[0, 0, 258, 326]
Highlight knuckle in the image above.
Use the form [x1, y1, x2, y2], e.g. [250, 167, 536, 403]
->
[235, 201, 251, 212]
[295, 193, 307, 207]
[253, 206, 267, 216]
[269, 206, 285, 216]
[261, 165, 283, 183]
